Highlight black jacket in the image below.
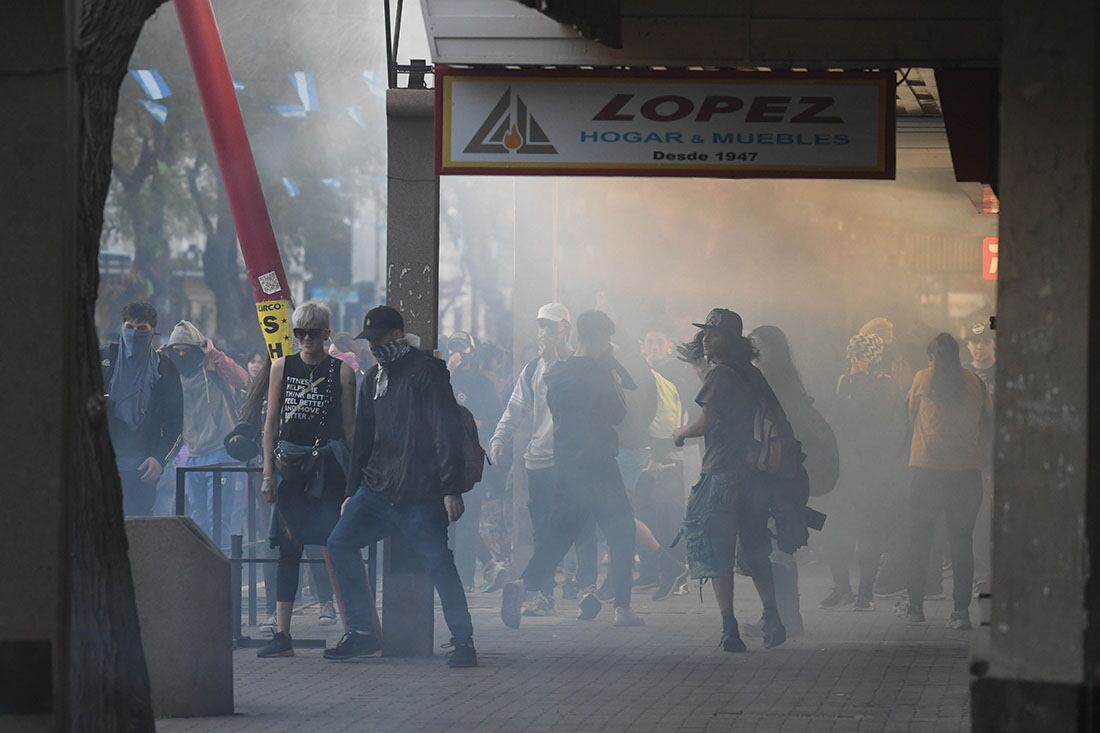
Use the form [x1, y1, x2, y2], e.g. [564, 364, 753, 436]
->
[346, 349, 466, 503]
[545, 355, 627, 467]
[101, 343, 184, 468]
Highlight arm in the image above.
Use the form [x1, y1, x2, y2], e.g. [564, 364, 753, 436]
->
[155, 361, 184, 463]
[673, 406, 718, 447]
[425, 363, 466, 500]
[205, 342, 250, 390]
[261, 357, 285, 502]
[488, 368, 532, 461]
[345, 369, 376, 498]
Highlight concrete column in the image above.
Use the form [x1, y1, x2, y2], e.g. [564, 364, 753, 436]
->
[382, 88, 439, 657]
[971, 1, 1100, 728]
[0, 1, 72, 727]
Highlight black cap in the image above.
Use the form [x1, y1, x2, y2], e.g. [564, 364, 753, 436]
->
[356, 305, 405, 341]
[692, 308, 744, 336]
[965, 321, 994, 342]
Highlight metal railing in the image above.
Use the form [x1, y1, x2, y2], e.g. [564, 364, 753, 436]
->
[173, 464, 379, 647]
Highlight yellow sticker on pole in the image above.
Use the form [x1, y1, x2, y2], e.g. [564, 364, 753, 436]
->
[256, 299, 293, 360]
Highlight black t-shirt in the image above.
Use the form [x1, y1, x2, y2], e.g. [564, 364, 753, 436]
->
[695, 363, 756, 475]
[450, 366, 503, 429]
[279, 354, 344, 445]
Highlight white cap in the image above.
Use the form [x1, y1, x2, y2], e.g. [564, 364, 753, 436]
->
[536, 302, 571, 324]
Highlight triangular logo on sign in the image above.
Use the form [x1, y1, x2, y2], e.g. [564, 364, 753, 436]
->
[464, 88, 557, 155]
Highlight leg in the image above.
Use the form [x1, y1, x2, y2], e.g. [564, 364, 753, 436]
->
[120, 470, 156, 517]
[520, 489, 591, 596]
[396, 501, 474, 641]
[945, 471, 984, 616]
[590, 460, 637, 609]
[907, 469, 942, 614]
[453, 484, 484, 588]
[525, 468, 558, 595]
[856, 494, 885, 604]
[184, 461, 213, 537]
[574, 513, 598, 588]
[326, 488, 388, 634]
[304, 546, 334, 603]
[275, 540, 304, 635]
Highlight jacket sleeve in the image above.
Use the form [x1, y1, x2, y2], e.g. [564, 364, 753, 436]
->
[425, 361, 467, 496]
[345, 372, 376, 497]
[208, 349, 250, 390]
[155, 361, 184, 464]
[489, 364, 532, 450]
[604, 369, 628, 427]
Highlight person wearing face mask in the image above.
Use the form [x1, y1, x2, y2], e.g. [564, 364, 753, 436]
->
[166, 320, 249, 542]
[101, 302, 183, 516]
[324, 305, 478, 668]
[501, 310, 645, 629]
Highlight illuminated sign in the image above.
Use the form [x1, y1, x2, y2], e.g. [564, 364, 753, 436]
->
[983, 237, 998, 281]
[437, 67, 894, 179]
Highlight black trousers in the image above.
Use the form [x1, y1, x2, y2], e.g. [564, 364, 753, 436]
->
[907, 468, 983, 614]
[527, 466, 597, 592]
[522, 460, 635, 608]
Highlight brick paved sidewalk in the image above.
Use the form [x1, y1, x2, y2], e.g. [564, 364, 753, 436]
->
[158, 564, 971, 732]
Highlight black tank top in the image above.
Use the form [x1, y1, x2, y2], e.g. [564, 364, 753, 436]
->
[278, 354, 343, 445]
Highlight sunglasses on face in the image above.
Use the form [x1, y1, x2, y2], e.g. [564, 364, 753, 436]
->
[293, 328, 326, 341]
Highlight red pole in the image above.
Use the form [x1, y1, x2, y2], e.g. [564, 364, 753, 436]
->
[174, 0, 294, 360]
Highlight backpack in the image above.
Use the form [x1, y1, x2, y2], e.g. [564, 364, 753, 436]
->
[456, 403, 488, 494]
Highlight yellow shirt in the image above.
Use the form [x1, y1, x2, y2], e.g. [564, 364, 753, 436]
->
[908, 367, 991, 470]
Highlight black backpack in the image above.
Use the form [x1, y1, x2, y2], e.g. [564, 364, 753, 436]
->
[456, 403, 488, 494]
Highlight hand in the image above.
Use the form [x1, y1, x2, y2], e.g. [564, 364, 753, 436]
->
[447, 352, 463, 371]
[643, 460, 662, 476]
[138, 457, 163, 483]
[261, 476, 277, 503]
[673, 428, 687, 448]
[340, 497, 351, 515]
[489, 443, 504, 464]
[201, 338, 214, 355]
[444, 494, 465, 522]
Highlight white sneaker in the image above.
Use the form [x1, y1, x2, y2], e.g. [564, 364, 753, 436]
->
[613, 607, 645, 627]
[522, 592, 556, 617]
[318, 601, 337, 625]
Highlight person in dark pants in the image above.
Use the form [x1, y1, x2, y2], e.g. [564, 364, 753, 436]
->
[255, 302, 356, 658]
[101, 301, 182, 516]
[501, 310, 644, 629]
[325, 306, 477, 668]
[445, 331, 503, 590]
[489, 303, 598, 612]
[900, 333, 991, 630]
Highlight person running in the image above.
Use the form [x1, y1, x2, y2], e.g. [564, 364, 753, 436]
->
[489, 303, 598, 614]
[256, 302, 356, 658]
[501, 310, 645, 629]
[673, 309, 786, 652]
[324, 306, 478, 668]
[898, 333, 991, 630]
[101, 301, 182, 517]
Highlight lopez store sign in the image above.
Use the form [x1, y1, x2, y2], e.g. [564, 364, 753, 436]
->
[436, 67, 895, 179]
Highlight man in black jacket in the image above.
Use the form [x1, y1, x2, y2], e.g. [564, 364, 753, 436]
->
[325, 306, 477, 668]
[501, 310, 644, 629]
[101, 302, 183, 516]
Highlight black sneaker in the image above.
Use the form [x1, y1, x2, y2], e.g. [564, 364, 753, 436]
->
[651, 554, 688, 601]
[444, 638, 478, 668]
[562, 577, 579, 600]
[577, 590, 602, 621]
[501, 581, 524, 629]
[720, 616, 747, 653]
[256, 632, 294, 658]
[762, 611, 787, 649]
[323, 631, 381, 661]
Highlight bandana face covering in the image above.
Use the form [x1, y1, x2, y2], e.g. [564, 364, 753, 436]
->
[369, 339, 411, 367]
[122, 326, 154, 358]
[169, 347, 206, 376]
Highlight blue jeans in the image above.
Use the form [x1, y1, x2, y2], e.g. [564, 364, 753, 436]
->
[184, 447, 239, 546]
[328, 488, 473, 641]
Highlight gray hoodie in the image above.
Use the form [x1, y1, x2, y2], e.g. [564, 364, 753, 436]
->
[168, 321, 239, 457]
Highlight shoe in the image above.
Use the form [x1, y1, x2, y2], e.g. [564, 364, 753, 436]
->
[852, 598, 874, 612]
[501, 581, 524, 629]
[613, 607, 645, 627]
[671, 570, 692, 596]
[577, 590, 602, 621]
[444, 638, 478, 668]
[522, 592, 556, 617]
[761, 611, 787, 649]
[819, 588, 855, 609]
[946, 611, 972, 631]
[894, 601, 926, 623]
[720, 615, 747, 653]
[479, 561, 508, 593]
[323, 631, 381, 661]
[741, 621, 763, 638]
[256, 632, 294, 658]
[594, 581, 615, 602]
[318, 601, 337, 625]
[873, 579, 906, 599]
[652, 553, 688, 601]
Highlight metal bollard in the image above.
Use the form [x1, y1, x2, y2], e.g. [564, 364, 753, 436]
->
[175, 467, 186, 516]
[246, 471, 258, 627]
[231, 533, 243, 644]
[213, 469, 223, 549]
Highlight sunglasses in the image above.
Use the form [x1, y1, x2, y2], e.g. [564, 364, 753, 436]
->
[293, 328, 327, 341]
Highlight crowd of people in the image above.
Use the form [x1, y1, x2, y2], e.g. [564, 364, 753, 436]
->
[101, 293, 995, 665]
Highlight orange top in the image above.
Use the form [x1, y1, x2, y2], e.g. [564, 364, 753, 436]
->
[908, 367, 991, 470]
